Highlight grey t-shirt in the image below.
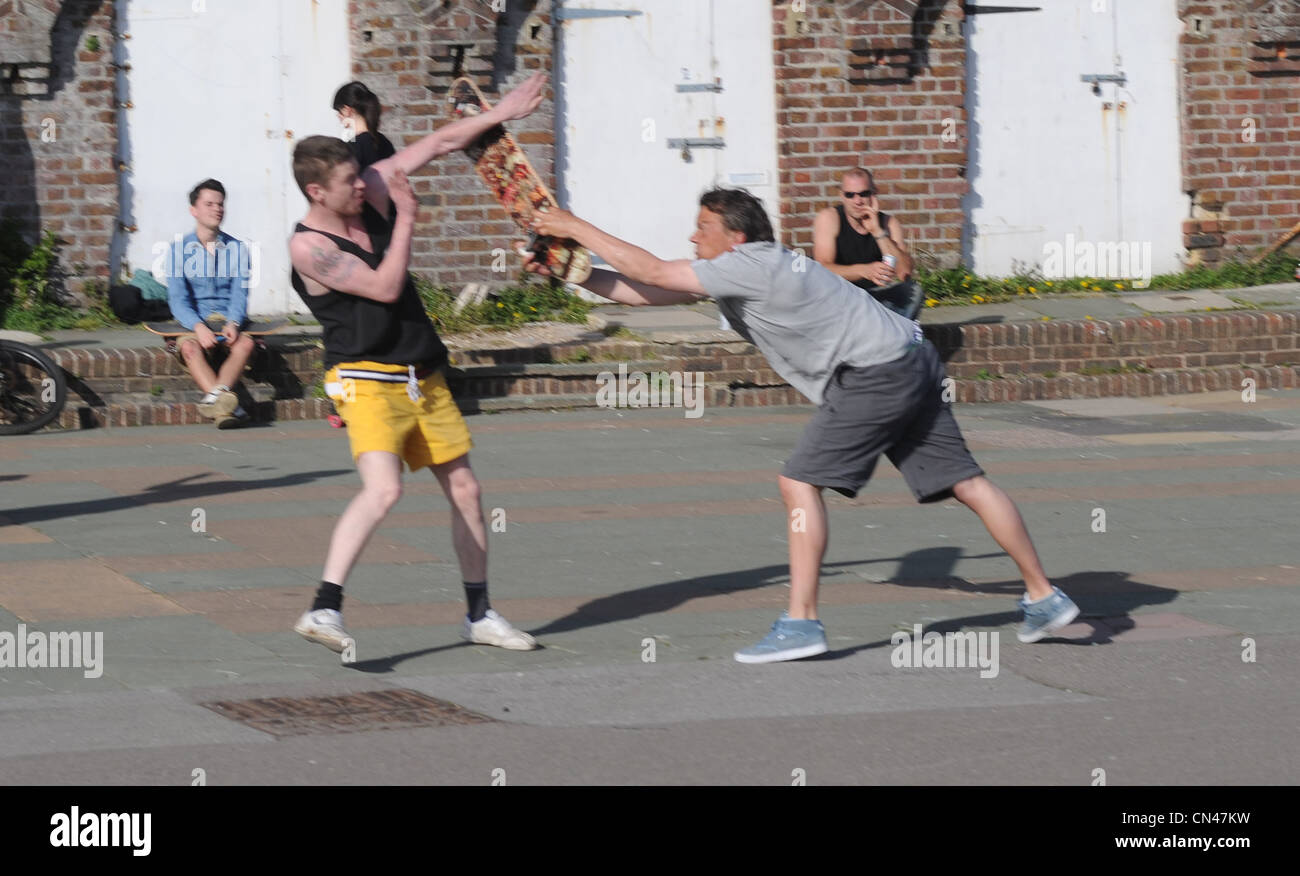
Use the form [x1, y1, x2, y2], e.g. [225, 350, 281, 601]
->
[692, 241, 920, 405]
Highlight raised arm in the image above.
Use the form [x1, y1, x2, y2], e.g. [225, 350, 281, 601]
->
[878, 214, 914, 281]
[362, 73, 547, 213]
[292, 171, 418, 303]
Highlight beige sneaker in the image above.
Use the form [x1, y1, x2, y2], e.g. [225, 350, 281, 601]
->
[197, 388, 238, 420]
[462, 609, 536, 650]
[217, 405, 251, 430]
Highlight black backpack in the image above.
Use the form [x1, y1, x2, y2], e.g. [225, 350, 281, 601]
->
[109, 284, 172, 324]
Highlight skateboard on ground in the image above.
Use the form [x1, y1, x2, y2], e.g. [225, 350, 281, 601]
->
[142, 314, 288, 339]
[447, 76, 592, 284]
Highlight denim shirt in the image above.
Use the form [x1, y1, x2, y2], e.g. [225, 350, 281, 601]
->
[164, 230, 250, 329]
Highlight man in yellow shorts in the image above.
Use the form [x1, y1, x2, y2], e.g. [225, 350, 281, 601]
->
[286, 72, 547, 658]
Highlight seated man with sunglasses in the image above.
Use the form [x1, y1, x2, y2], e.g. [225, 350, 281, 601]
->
[813, 167, 923, 319]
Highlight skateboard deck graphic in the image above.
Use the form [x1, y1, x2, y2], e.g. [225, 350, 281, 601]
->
[143, 314, 288, 338]
[447, 76, 592, 284]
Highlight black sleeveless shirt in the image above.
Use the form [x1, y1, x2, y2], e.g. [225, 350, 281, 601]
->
[291, 203, 448, 369]
[833, 204, 892, 291]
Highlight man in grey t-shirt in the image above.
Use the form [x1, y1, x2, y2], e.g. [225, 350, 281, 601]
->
[530, 188, 1080, 663]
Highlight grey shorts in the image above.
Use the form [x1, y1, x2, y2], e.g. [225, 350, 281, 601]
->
[782, 340, 984, 502]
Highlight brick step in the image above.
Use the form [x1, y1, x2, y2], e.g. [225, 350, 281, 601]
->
[67, 373, 318, 396]
[48, 364, 1300, 430]
[30, 310, 1300, 429]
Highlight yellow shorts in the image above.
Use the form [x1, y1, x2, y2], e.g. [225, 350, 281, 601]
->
[324, 361, 472, 470]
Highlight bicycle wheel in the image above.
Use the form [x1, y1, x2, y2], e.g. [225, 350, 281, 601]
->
[0, 340, 68, 435]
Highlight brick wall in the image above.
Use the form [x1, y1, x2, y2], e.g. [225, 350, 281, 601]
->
[0, 0, 119, 296]
[347, 0, 556, 291]
[1180, 0, 1300, 265]
[773, 0, 968, 269]
[6, 0, 1297, 304]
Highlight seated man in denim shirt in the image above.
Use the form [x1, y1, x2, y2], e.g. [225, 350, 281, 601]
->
[166, 179, 255, 428]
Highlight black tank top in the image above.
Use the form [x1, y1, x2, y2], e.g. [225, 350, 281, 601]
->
[291, 203, 448, 369]
[833, 204, 891, 291]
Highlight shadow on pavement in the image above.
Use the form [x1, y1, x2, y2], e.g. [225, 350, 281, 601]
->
[528, 562, 797, 638]
[348, 554, 1178, 670]
[0, 469, 353, 525]
[525, 551, 1178, 645]
[811, 569, 1180, 661]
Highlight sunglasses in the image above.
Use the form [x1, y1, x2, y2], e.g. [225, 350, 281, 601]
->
[843, 189, 876, 199]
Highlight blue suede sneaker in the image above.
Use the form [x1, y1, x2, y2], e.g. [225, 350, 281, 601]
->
[734, 613, 829, 664]
[1017, 586, 1080, 643]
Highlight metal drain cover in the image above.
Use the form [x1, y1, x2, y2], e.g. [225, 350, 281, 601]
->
[202, 689, 494, 737]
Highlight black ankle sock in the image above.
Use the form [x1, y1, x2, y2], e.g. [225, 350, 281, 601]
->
[464, 581, 490, 622]
[312, 582, 343, 612]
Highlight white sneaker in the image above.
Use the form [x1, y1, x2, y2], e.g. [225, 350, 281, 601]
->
[294, 608, 355, 653]
[462, 609, 536, 650]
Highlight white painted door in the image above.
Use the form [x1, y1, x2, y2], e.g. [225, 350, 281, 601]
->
[558, 0, 781, 262]
[964, 0, 1185, 280]
[122, 0, 349, 315]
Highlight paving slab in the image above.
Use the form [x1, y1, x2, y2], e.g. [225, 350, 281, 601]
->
[1126, 290, 1241, 312]
[1020, 296, 1148, 320]
[0, 398, 1298, 784]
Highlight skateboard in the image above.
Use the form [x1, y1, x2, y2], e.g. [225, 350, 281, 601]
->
[447, 76, 592, 284]
[142, 314, 288, 339]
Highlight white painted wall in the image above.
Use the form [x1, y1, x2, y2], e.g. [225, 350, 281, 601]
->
[121, 0, 349, 315]
[558, 0, 781, 262]
[964, 0, 1185, 280]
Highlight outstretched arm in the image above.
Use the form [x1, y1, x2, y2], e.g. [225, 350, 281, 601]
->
[568, 268, 704, 306]
[528, 208, 707, 304]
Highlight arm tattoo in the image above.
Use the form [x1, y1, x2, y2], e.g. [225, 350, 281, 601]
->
[311, 246, 355, 285]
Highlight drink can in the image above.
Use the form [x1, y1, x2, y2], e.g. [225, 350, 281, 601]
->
[883, 254, 897, 269]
